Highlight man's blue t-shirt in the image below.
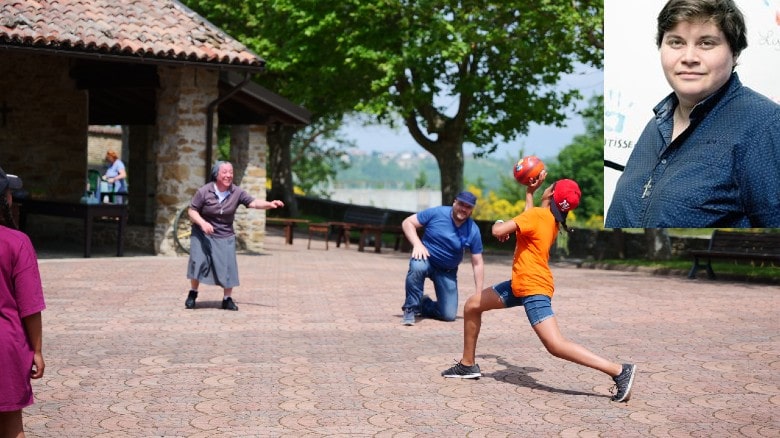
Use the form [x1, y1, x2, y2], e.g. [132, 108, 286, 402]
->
[417, 206, 482, 270]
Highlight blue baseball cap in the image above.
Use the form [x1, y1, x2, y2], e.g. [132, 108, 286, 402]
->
[455, 191, 477, 207]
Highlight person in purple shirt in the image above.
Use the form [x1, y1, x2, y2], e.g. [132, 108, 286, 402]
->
[0, 167, 46, 437]
[400, 191, 484, 326]
[606, 0, 779, 228]
[184, 161, 284, 311]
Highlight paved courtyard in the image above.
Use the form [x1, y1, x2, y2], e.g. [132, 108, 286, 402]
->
[22, 232, 780, 437]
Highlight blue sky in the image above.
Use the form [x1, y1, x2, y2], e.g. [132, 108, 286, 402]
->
[343, 66, 603, 162]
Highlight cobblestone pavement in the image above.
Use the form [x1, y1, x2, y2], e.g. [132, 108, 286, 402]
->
[23, 233, 780, 437]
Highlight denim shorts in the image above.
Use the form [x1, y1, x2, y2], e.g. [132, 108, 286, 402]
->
[492, 280, 554, 326]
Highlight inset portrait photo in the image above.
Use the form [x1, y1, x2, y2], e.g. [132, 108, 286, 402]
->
[604, 0, 780, 228]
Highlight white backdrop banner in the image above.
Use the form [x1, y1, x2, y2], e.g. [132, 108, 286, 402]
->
[603, 0, 780, 216]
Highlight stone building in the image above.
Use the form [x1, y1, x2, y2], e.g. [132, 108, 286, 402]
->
[0, 0, 310, 255]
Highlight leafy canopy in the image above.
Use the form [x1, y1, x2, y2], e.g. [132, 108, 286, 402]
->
[182, 0, 604, 204]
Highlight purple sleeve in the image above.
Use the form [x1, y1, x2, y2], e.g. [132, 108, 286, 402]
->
[237, 186, 255, 207]
[14, 235, 45, 318]
[190, 185, 207, 211]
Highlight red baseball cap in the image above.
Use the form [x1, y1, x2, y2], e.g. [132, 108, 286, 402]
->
[550, 179, 580, 222]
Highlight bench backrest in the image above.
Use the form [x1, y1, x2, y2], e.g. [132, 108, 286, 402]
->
[343, 207, 389, 226]
[708, 230, 780, 255]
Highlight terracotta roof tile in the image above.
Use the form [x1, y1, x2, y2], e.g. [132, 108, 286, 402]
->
[0, 0, 264, 71]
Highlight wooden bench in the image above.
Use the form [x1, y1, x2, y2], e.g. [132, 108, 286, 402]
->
[687, 230, 780, 279]
[327, 206, 403, 253]
[266, 217, 309, 245]
[307, 222, 330, 250]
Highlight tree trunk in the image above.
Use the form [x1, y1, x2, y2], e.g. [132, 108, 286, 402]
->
[431, 140, 465, 206]
[267, 124, 299, 217]
[644, 228, 672, 260]
[401, 101, 467, 207]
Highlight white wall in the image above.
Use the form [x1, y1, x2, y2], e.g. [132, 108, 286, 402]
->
[329, 189, 442, 212]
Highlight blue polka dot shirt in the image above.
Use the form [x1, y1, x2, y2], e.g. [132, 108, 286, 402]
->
[606, 74, 780, 228]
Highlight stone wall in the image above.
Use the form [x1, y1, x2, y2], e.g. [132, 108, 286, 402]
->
[153, 66, 219, 255]
[87, 125, 123, 168]
[0, 53, 88, 200]
[125, 125, 156, 225]
[2, 54, 273, 256]
[232, 124, 269, 252]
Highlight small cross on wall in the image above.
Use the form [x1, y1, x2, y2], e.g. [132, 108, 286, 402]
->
[0, 101, 12, 127]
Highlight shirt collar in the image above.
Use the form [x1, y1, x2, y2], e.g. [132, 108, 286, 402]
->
[653, 72, 740, 122]
[211, 182, 234, 194]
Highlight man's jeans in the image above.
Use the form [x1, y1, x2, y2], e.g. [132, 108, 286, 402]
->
[403, 258, 459, 321]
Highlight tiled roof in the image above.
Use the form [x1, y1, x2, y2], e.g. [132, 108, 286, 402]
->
[0, 0, 264, 71]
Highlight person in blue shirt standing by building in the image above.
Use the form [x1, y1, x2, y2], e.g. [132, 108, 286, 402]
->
[400, 191, 483, 326]
[606, 0, 780, 228]
[102, 150, 128, 204]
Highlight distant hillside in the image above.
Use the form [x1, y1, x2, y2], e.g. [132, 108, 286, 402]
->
[332, 150, 517, 191]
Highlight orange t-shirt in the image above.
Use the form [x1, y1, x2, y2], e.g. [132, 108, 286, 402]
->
[510, 207, 558, 298]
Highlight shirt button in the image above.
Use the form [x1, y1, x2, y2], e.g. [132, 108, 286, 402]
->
[661, 159, 667, 164]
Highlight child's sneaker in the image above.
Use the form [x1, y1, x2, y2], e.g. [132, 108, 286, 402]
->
[610, 363, 636, 402]
[441, 361, 481, 379]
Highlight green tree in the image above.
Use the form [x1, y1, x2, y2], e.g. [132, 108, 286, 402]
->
[469, 185, 526, 221]
[182, 0, 603, 209]
[290, 121, 355, 197]
[492, 95, 603, 225]
[180, 0, 391, 215]
[414, 170, 428, 189]
[356, 1, 604, 204]
[545, 94, 604, 221]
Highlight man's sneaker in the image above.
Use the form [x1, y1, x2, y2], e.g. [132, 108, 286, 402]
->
[611, 363, 636, 402]
[441, 361, 481, 379]
[222, 297, 239, 311]
[402, 308, 416, 326]
[185, 290, 198, 309]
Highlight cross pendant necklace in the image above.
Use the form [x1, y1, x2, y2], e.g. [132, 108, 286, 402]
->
[641, 177, 653, 199]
